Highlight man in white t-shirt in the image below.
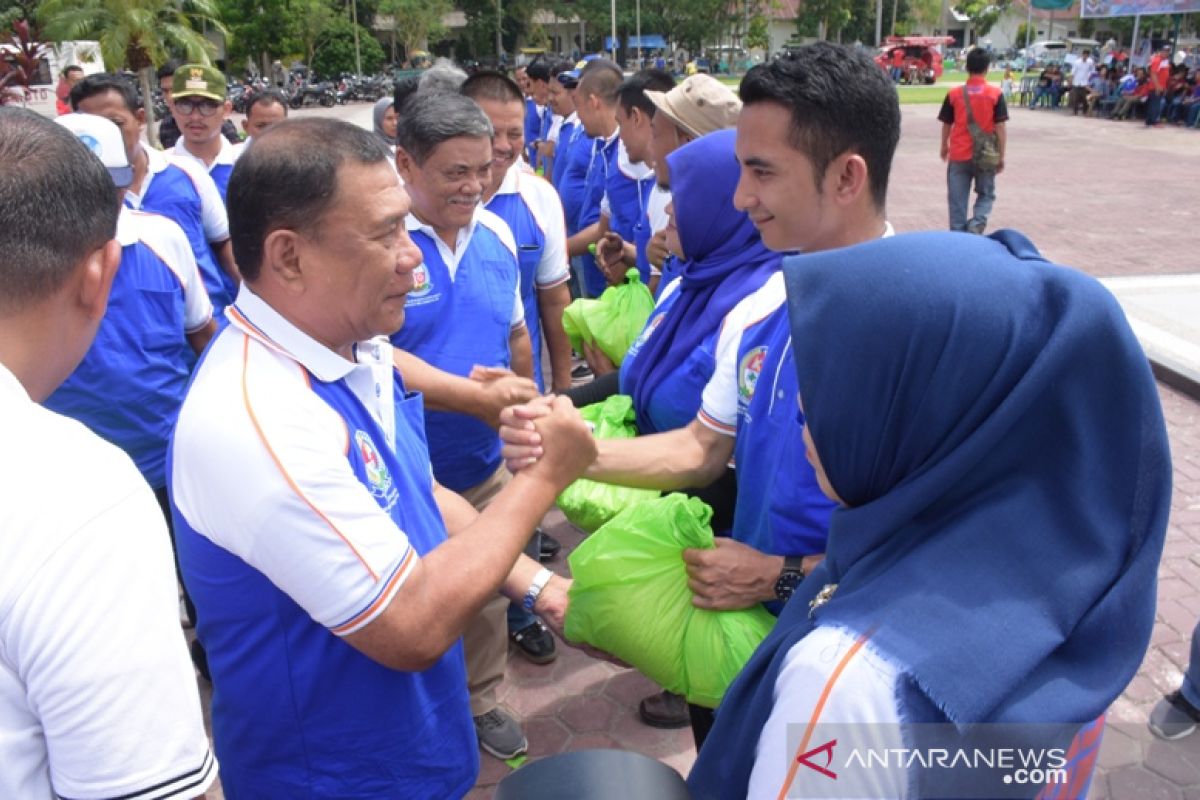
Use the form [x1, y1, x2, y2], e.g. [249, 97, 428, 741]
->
[1069, 49, 1096, 115]
[0, 107, 215, 800]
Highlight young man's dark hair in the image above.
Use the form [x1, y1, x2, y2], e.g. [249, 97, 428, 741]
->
[525, 60, 551, 83]
[966, 47, 991, 75]
[244, 89, 289, 117]
[460, 70, 523, 104]
[69, 72, 141, 112]
[577, 58, 623, 103]
[156, 60, 182, 83]
[226, 118, 390, 282]
[62, 65, 83, 79]
[0, 108, 118, 313]
[617, 68, 676, 116]
[739, 41, 899, 209]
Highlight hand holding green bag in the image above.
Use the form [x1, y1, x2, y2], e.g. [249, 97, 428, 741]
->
[556, 395, 659, 532]
[561, 269, 655, 366]
[565, 494, 776, 708]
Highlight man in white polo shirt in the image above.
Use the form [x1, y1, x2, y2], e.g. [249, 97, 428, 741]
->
[170, 117, 593, 796]
[0, 107, 216, 800]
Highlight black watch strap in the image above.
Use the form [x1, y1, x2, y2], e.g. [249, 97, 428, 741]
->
[774, 556, 807, 602]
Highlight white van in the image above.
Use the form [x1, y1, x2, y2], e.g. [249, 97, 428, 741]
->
[0, 40, 104, 116]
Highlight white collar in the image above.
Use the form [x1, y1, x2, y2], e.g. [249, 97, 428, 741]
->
[115, 206, 139, 246]
[495, 163, 522, 197]
[173, 135, 241, 169]
[565, 111, 579, 125]
[404, 203, 482, 255]
[0, 360, 28, 403]
[142, 143, 173, 175]
[616, 139, 654, 180]
[225, 284, 362, 382]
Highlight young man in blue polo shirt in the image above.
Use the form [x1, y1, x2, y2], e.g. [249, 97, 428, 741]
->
[170, 117, 594, 797]
[170, 64, 242, 202]
[566, 59, 623, 297]
[70, 73, 240, 314]
[391, 91, 542, 761]
[501, 43, 902, 746]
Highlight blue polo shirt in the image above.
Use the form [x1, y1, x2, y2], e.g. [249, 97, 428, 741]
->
[171, 289, 475, 797]
[485, 167, 571, 392]
[172, 136, 243, 204]
[602, 139, 655, 284]
[524, 97, 544, 165]
[44, 209, 212, 489]
[577, 130, 620, 297]
[390, 207, 525, 492]
[551, 114, 579, 191]
[126, 145, 235, 314]
[698, 274, 834, 567]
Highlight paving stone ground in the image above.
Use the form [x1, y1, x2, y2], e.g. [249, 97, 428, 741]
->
[194, 101, 1200, 799]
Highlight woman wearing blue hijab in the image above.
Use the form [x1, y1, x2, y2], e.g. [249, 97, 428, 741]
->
[688, 230, 1171, 799]
[618, 128, 779, 436]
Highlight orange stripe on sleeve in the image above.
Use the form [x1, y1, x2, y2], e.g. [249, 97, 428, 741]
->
[776, 629, 875, 800]
[330, 548, 417, 635]
[239, 333, 379, 581]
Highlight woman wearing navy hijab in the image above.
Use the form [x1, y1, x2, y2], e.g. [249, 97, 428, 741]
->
[688, 230, 1171, 799]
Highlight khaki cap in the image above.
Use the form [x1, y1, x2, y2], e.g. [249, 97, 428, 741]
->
[173, 63, 227, 101]
[644, 75, 741, 139]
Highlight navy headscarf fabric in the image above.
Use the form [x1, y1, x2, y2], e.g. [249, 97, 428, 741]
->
[688, 230, 1171, 799]
[622, 129, 780, 432]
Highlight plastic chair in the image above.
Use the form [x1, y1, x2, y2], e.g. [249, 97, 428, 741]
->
[494, 749, 692, 800]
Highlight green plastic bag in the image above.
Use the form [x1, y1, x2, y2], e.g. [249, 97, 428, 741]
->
[565, 494, 777, 708]
[561, 269, 655, 366]
[556, 395, 660, 532]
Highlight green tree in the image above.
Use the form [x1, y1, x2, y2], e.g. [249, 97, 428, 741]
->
[289, 0, 339, 66]
[38, 0, 223, 142]
[376, 0, 449, 63]
[956, 0, 1010, 37]
[746, 12, 769, 50]
[311, 17, 383, 75]
[220, 0, 293, 76]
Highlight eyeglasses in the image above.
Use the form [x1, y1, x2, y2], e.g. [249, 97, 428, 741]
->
[175, 98, 222, 117]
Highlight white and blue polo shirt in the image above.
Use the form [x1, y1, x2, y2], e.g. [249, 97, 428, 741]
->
[169, 287, 476, 797]
[577, 128, 620, 297]
[390, 206, 525, 492]
[44, 208, 212, 490]
[485, 165, 570, 391]
[600, 138, 656, 284]
[697, 272, 835, 569]
[172, 136, 243, 202]
[127, 144, 235, 313]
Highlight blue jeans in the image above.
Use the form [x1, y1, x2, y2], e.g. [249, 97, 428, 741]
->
[1181, 619, 1200, 709]
[947, 160, 997, 232]
[1146, 91, 1166, 125]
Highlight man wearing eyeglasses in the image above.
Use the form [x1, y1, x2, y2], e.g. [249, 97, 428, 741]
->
[170, 64, 242, 203]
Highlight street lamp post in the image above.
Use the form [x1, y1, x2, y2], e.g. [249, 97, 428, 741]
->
[350, 0, 362, 75]
[497, 0, 503, 62]
[610, 0, 617, 62]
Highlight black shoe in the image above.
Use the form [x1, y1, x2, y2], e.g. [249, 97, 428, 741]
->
[510, 620, 558, 664]
[537, 530, 561, 562]
[638, 690, 690, 729]
[571, 362, 593, 381]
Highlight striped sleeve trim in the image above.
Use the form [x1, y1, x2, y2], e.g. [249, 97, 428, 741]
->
[697, 408, 737, 436]
[59, 746, 216, 800]
[330, 547, 418, 636]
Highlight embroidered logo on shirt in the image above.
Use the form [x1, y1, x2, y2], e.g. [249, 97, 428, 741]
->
[355, 430, 393, 498]
[628, 312, 666, 359]
[738, 346, 767, 403]
[409, 263, 433, 298]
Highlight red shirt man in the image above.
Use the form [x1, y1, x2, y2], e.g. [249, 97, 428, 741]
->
[54, 66, 83, 116]
[938, 73, 1008, 163]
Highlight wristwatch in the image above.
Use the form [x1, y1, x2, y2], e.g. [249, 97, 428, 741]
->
[774, 556, 807, 602]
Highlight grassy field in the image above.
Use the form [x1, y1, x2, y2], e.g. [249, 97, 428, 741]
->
[719, 68, 1016, 104]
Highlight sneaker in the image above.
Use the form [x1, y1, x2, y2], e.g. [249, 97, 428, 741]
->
[537, 529, 562, 562]
[474, 708, 529, 759]
[638, 690, 690, 729]
[966, 220, 987, 235]
[510, 619, 558, 664]
[1149, 691, 1200, 740]
[571, 362, 593, 381]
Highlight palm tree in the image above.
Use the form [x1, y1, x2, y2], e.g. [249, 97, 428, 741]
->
[38, 0, 226, 144]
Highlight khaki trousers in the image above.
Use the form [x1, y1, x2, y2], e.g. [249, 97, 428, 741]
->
[457, 465, 519, 717]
